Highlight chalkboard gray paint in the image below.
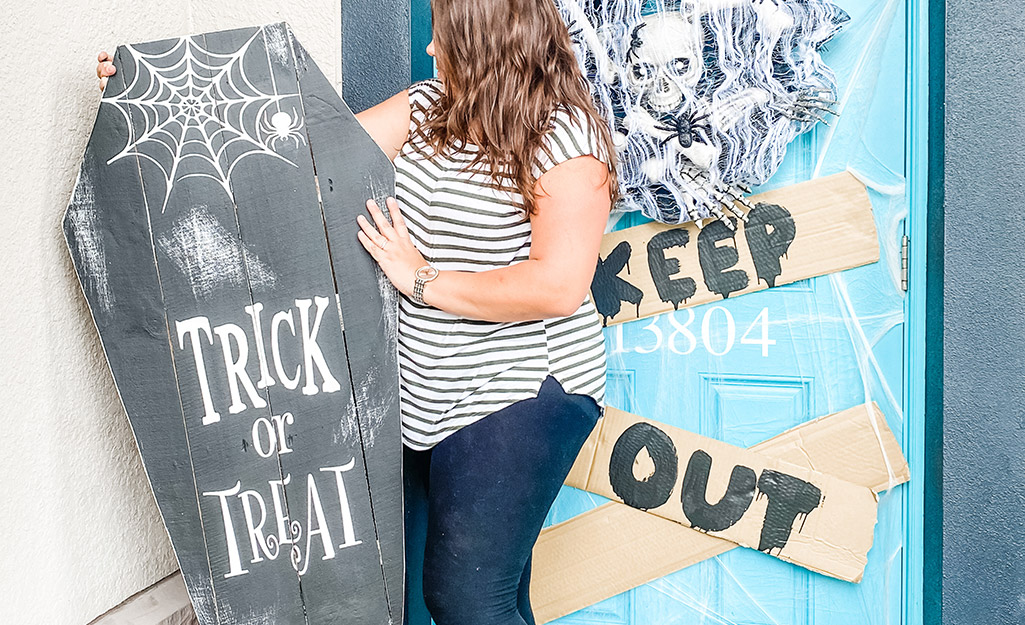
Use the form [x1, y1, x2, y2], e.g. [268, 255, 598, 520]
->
[64, 23, 401, 625]
[943, 2, 1025, 623]
[64, 51, 220, 625]
[293, 31, 406, 624]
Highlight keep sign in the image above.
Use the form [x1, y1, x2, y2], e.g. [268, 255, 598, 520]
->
[591, 172, 880, 326]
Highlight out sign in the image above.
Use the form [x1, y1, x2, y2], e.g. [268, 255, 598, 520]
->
[571, 407, 882, 581]
[609, 422, 823, 554]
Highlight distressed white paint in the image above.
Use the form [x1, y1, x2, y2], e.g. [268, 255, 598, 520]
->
[0, 3, 341, 624]
[376, 268, 399, 347]
[157, 205, 277, 300]
[334, 401, 360, 448]
[371, 180, 401, 342]
[66, 167, 115, 315]
[263, 23, 293, 67]
[338, 177, 403, 447]
[357, 266, 400, 445]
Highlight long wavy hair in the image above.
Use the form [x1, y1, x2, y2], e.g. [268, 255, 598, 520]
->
[415, 0, 618, 215]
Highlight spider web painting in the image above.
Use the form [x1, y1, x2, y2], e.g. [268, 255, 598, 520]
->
[103, 27, 307, 213]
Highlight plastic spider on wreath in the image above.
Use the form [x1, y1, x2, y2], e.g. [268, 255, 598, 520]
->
[610, 13, 758, 226]
[653, 109, 711, 149]
[259, 108, 308, 150]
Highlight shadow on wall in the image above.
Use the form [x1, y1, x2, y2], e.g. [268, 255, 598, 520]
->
[88, 573, 196, 625]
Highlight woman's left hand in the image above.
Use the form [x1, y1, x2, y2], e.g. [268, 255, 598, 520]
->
[356, 197, 427, 297]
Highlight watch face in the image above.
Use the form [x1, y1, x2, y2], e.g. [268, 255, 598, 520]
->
[416, 266, 439, 280]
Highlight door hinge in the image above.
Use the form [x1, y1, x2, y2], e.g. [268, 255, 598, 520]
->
[900, 234, 909, 292]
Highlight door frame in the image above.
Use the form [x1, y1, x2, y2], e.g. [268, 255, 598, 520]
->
[905, 0, 943, 621]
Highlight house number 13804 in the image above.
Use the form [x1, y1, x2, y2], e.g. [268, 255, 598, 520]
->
[609, 307, 775, 357]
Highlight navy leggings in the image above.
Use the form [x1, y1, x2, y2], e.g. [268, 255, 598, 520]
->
[403, 375, 601, 625]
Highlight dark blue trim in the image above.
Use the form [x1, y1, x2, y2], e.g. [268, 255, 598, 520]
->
[411, 0, 434, 82]
[342, 0, 411, 111]
[923, 0, 944, 622]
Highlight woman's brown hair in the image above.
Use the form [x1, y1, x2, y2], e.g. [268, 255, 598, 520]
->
[415, 0, 618, 215]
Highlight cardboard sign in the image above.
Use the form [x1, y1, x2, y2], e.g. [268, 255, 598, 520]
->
[590, 172, 879, 326]
[565, 407, 887, 582]
[532, 403, 910, 622]
[63, 24, 402, 625]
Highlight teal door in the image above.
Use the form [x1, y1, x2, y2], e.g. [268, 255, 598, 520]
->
[543, 0, 921, 623]
[405, 0, 925, 621]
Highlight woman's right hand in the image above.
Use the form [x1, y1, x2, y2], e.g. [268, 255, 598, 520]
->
[96, 51, 116, 91]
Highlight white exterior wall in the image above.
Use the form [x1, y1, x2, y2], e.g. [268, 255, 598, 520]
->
[0, 2, 341, 623]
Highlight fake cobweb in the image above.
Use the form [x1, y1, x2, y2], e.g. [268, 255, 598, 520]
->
[555, 0, 849, 226]
[536, 0, 916, 624]
[102, 28, 305, 212]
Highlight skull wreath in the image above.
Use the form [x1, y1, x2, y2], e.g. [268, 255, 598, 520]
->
[557, 0, 849, 226]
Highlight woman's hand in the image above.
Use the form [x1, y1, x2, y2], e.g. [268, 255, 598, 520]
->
[97, 51, 116, 91]
[356, 197, 427, 297]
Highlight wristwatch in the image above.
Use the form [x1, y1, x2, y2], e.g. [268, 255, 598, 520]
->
[412, 265, 439, 304]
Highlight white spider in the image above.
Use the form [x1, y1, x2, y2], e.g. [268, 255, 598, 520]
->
[259, 108, 307, 150]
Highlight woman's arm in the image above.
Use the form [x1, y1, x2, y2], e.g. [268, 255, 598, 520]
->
[354, 91, 412, 160]
[357, 154, 611, 322]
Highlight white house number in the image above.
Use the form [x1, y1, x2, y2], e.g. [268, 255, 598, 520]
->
[609, 307, 776, 357]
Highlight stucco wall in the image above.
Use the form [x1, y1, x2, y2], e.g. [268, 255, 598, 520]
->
[0, 3, 340, 624]
[943, 0, 1025, 623]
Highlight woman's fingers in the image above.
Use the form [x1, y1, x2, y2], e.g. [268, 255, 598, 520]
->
[97, 51, 116, 91]
[356, 230, 380, 257]
[356, 214, 389, 249]
[386, 197, 410, 238]
[366, 198, 397, 238]
[96, 53, 116, 76]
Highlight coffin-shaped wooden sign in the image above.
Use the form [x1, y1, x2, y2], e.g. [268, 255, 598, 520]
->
[63, 23, 403, 625]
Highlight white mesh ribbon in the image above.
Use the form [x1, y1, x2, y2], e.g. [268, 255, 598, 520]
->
[556, 0, 848, 226]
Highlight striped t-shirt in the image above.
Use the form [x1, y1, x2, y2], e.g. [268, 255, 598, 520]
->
[393, 78, 608, 451]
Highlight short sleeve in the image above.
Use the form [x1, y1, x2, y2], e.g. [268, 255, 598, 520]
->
[533, 106, 611, 178]
[407, 78, 444, 135]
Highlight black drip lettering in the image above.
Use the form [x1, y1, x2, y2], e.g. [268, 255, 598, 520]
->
[755, 469, 823, 554]
[745, 203, 797, 288]
[608, 423, 679, 510]
[592, 241, 645, 325]
[680, 450, 757, 533]
[647, 229, 697, 310]
[697, 218, 749, 299]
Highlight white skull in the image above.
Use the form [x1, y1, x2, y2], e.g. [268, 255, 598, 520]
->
[625, 13, 703, 115]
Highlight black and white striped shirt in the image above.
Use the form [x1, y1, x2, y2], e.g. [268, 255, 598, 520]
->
[393, 79, 607, 450]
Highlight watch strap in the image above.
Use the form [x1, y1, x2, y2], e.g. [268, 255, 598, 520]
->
[413, 278, 427, 304]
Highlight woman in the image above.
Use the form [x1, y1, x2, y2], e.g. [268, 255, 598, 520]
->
[97, 1, 616, 623]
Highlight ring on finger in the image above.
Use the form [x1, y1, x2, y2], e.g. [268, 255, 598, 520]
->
[379, 239, 389, 251]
